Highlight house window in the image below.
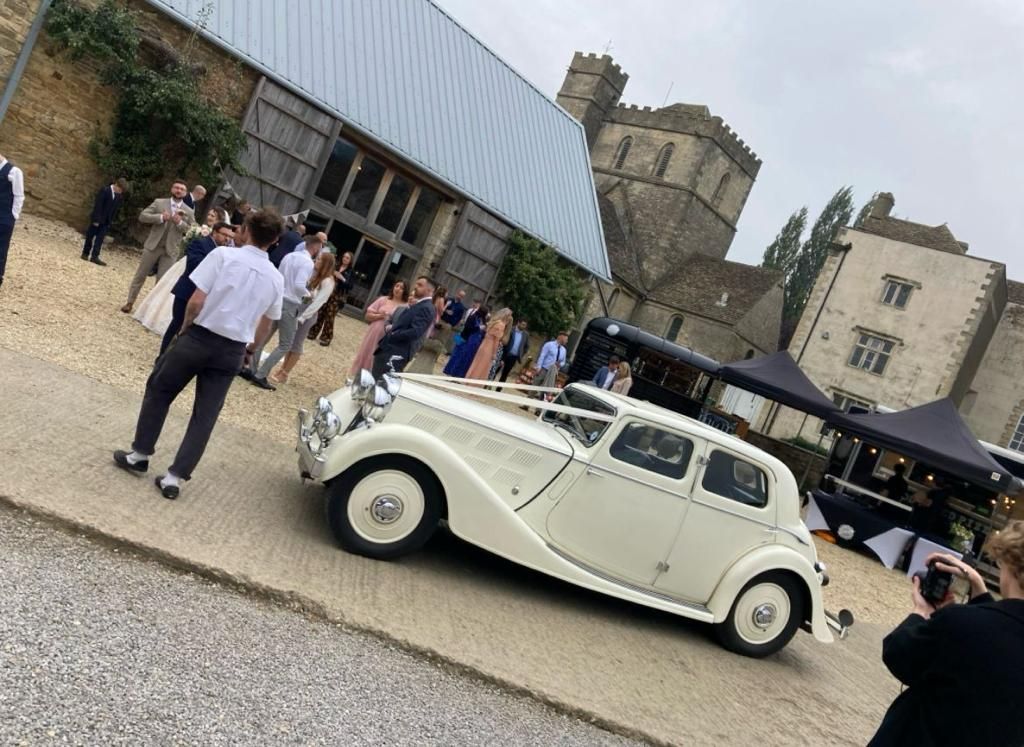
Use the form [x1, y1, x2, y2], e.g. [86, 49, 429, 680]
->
[613, 136, 633, 170]
[881, 279, 914, 309]
[666, 315, 683, 342]
[1009, 414, 1024, 452]
[653, 143, 674, 178]
[712, 172, 731, 208]
[848, 332, 896, 375]
[833, 392, 873, 413]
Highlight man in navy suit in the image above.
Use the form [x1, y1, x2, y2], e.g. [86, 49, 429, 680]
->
[81, 178, 128, 265]
[372, 276, 437, 379]
[268, 220, 304, 268]
[160, 221, 234, 354]
[182, 184, 206, 212]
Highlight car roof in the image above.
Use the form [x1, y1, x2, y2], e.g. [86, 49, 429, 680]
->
[567, 384, 785, 469]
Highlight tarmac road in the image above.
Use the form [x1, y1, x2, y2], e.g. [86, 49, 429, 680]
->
[0, 506, 635, 746]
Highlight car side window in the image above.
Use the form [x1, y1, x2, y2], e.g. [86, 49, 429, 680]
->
[609, 422, 694, 479]
[701, 450, 769, 507]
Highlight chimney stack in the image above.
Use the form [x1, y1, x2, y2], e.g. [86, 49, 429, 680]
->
[871, 192, 895, 218]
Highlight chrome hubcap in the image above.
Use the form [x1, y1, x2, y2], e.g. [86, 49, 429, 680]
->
[370, 495, 403, 524]
[753, 603, 777, 629]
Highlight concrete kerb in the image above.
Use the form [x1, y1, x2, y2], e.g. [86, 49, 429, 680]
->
[0, 497, 664, 747]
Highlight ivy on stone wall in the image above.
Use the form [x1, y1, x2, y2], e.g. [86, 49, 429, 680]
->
[45, 0, 245, 191]
[496, 231, 588, 339]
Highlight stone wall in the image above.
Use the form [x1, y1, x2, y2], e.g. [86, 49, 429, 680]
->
[745, 431, 827, 492]
[0, 0, 40, 89]
[0, 0, 258, 231]
[963, 298, 1024, 445]
[554, 52, 628, 151]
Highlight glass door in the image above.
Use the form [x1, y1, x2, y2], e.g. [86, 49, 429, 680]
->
[347, 238, 390, 311]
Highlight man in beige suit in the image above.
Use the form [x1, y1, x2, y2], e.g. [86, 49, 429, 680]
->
[121, 179, 195, 313]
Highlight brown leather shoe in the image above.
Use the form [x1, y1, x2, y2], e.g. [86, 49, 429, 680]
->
[120, 303, 132, 314]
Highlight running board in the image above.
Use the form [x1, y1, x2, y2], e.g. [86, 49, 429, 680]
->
[547, 543, 713, 618]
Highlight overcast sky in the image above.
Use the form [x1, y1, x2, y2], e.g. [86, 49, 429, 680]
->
[438, 0, 1022, 279]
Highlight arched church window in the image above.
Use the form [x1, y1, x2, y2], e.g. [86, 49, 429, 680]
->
[712, 172, 731, 208]
[653, 143, 674, 178]
[613, 137, 633, 170]
[666, 315, 683, 342]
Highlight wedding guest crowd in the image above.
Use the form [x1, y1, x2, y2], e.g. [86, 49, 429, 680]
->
[162, 221, 233, 354]
[350, 280, 409, 377]
[306, 249, 353, 346]
[371, 275, 437, 378]
[269, 251, 337, 385]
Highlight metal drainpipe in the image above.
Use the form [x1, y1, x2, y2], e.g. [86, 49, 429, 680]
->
[0, 0, 53, 127]
[764, 241, 852, 436]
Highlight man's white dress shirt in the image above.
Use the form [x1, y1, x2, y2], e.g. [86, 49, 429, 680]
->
[189, 245, 284, 343]
[0, 158, 25, 220]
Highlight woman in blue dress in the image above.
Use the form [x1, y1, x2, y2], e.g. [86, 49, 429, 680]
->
[444, 305, 489, 378]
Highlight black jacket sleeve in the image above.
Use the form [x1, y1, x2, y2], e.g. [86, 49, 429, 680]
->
[90, 188, 107, 224]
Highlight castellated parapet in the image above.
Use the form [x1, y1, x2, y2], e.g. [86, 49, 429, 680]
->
[608, 104, 762, 178]
[566, 51, 629, 95]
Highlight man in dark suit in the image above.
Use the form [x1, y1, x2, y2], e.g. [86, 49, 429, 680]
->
[268, 220, 303, 268]
[182, 184, 206, 211]
[160, 221, 234, 354]
[497, 318, 530, 383]
[372, 276, 437, 379]
[81, 178, 128, 265]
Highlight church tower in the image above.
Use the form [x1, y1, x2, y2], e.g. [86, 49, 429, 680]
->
[555, 52, 629, 151]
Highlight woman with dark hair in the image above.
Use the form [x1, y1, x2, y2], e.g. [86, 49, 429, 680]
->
[349, 280, 409, 376]
[444, 305, 489, 378]
[868, 521, 1024, 746]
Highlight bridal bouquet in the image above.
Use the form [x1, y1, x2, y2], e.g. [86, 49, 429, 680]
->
[178, 223, 211, 258]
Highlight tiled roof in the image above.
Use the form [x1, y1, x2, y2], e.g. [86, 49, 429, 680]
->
[1007, 280, 1024, 306]
[597, 193, 782, 325]
[859, 215, 966, 254]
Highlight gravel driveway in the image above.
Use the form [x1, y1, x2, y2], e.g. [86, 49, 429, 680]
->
[0, 507, 635, 746]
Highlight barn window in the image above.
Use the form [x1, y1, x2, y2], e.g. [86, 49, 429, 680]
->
[666, 315, 683, 341]
[613, 137, 633, 170]
[653, 143, 674, 178]
[1009, 413, 1024, 452]
[712, 172, 731, 208]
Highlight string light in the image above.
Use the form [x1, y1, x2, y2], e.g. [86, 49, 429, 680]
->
[926, 475, 934, 481]
[898, 457, 906, 464]
[868, 448, 877, 455]
[853, 438, 860, 444]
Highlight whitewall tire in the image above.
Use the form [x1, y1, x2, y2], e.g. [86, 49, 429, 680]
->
[327, 456, 443, 560]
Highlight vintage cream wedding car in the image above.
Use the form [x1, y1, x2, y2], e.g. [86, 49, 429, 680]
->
[296, 370, 844, 656]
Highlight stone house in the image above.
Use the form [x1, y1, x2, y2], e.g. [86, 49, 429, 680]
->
[763, 193, 1023, 457]
[0, 0, 609, 312]
[555, 51, 783, 361]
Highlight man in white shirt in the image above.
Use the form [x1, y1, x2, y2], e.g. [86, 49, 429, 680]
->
[122, 179, 195, 313]
[249, 234, 323, 390]
[592, 356, 621, 390]
[0, 152, 26, 291]
[113, 209, 285, 499]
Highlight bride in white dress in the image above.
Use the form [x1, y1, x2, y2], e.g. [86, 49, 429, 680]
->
[133, 210, 221, 335]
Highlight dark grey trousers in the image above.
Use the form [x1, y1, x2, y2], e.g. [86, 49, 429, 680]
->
[132, 325, 245, 480]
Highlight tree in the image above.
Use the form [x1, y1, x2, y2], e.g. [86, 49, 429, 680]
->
[853, 192, 878, 228]
[496, 232, 588, 338]
[762, 187, 855, 346]
[761, 207, 808, 278]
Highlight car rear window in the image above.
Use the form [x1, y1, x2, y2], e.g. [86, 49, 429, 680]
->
[609, 423, 694, 480]
[701, 450, 769, 508]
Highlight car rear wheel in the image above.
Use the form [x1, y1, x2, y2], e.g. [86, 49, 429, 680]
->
[714, 572, 804, 658]
[326, 456, 442, 560]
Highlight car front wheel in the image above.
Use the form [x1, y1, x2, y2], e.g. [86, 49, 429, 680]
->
[326, 456, 442, 560]
[714, 572, 804, 658]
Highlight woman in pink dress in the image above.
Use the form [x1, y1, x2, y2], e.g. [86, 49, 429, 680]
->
[349, 280, 409, 376]
[465, 308, 512, 381]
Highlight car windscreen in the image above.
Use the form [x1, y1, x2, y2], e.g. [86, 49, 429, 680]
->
[543, 389, 616, 445]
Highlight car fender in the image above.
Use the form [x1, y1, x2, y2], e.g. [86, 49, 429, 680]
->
[706, 544, 833, 643]
[322, 424, 566, 565]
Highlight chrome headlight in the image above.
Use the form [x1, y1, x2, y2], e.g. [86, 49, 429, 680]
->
[318, 411, 342, 441]
[351, 369, 375, 401]
[361, 385, 393, 422]
[316, 396, 332, 417]
[382, 373, 402, 398]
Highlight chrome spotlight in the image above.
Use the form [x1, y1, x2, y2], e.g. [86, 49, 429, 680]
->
[361, 385, 394, 422]
[350, 368, 376, 401]
[318, 411, 342, 441]
[382, 373, 402, 398]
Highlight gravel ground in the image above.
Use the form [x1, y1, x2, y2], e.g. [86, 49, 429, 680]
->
[0, 506, 637, 746]
[0, 214, 913, 629]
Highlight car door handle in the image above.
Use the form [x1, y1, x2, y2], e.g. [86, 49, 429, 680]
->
[585, 468, 605, 478]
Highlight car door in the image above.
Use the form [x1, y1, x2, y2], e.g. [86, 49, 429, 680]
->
[654, 442, 778, 603]
[546, 419, 699, 587]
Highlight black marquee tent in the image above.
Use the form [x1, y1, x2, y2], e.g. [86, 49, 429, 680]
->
[826, 398, 1016, 491]
[718, 351, 841, 420]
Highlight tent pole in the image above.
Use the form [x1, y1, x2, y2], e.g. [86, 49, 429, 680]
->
[798, 430, 827, 492]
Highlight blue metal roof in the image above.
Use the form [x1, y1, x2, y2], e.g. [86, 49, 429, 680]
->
[145, 0, 611, 280]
